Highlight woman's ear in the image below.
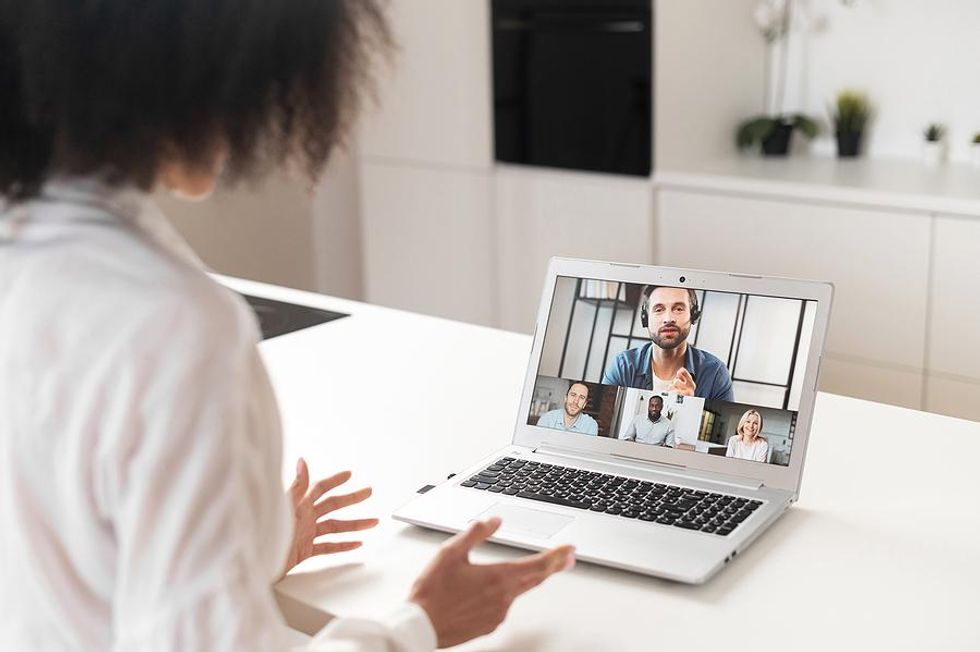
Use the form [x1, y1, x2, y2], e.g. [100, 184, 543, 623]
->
[157, 142, 228, 201]
[158, 160, 219, 201]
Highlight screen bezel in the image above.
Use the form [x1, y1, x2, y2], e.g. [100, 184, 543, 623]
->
[513, 257, 834, 496]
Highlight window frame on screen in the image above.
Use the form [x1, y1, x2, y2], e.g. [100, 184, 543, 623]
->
[512, 257, 834, 497]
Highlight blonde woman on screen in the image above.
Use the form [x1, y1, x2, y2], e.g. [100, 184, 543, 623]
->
[726, 410, 769, 462]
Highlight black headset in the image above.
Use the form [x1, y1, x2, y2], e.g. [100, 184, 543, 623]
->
[639, 285, 701, 328]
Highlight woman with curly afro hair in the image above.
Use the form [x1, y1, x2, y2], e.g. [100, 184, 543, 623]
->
[0, 2, 574, 650]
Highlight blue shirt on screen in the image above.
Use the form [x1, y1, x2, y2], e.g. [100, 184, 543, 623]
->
[535, 409, 599, 435]
[602, 342, 735, 401]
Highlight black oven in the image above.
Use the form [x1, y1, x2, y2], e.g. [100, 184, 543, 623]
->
[492, 0, 652, 176]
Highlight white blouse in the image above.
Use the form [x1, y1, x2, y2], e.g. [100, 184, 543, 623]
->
[725, 435, 770, 463]
[0, 179, 435, 651]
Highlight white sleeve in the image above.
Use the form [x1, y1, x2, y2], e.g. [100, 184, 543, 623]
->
[103, 287, 436, 652]
[622, 418, 637, 441]
[307, 603, 436, 652]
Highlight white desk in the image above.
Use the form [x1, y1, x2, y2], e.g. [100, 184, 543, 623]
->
[223, 277, 980, 652]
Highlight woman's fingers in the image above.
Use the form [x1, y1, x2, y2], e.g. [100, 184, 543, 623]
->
[312, 541, 363, 556]
[288, 458, 310, 505]
[314, 486, 373, 517]
[308, 470, 353, 503]
[478, 545, 575, 600]
[316, 517, 380, 536]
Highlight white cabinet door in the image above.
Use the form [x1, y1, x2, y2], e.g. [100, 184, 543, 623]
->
[357, 0, 492, 168]
[495, 168, 655, 333]
[360, 162, 494, 326]
[925, 375, 980, 423]
[656, 189, 931, 374]
[925, 214, 980, 422]
[819, 354, 924, 410]
[927, 215, 980, 380]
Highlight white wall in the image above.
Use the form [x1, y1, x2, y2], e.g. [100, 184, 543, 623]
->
[655, 0, 766, 169]
[778, 0, 980, 162]
[157, 172, 319, 291]
[158, 147, 364, 298]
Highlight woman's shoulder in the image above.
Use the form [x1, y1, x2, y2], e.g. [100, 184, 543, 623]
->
[137, 273, 257, 357]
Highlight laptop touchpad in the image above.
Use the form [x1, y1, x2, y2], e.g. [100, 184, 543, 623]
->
[476, 503, 574, 540]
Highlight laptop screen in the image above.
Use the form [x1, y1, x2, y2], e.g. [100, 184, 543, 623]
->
[529, 276, 819, 467]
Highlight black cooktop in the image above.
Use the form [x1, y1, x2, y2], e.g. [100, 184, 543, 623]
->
[241, 293, 348, 340]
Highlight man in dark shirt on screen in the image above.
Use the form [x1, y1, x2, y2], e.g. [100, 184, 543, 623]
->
[602, 285, 734, 401]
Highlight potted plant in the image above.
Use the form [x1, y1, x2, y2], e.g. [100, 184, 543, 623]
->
[923, 123, 946, 166]
[830, 90, 872, 158]
[738, 2, 818, 157]
[736, 114, 818, 156]
[972, 132, 980, 167]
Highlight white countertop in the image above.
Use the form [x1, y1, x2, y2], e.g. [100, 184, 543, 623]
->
[655, 156, 980, 217]
[222, 276, 980, 652]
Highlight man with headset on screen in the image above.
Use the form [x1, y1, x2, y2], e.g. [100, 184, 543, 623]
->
[602, 285, 735, 401]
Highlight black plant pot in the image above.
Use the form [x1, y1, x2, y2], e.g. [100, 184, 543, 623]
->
[836, 130, 863, 158]
[761, 122, 793, 156]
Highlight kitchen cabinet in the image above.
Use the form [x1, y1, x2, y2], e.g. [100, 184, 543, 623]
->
[360, 162, 495, 325]
[819, 354, 924, 410]
[356, 0, 492, 168]
[925, 215, 980, 421]
[656, 189, 931, 373]
[495, 168, 655, 333]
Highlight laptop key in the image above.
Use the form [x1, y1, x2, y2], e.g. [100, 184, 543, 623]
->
[475, 483, 491, 490]
[488, 486, 504, 493]
[461, 480, 476, 487]
[515, 491, 590, 510]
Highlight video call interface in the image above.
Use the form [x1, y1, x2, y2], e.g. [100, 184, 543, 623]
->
[528, 276, 819, 467]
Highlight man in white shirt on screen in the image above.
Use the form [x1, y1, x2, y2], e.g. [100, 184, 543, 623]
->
[621, 395, 675, 446]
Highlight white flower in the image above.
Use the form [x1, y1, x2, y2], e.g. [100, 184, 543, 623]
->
[754, 0, 788, 42]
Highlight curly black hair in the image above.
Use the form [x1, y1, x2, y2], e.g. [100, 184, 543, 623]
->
[0, 0, 391, 200]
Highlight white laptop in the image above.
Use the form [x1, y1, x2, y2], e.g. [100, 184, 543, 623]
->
[394, 258, 833, 583]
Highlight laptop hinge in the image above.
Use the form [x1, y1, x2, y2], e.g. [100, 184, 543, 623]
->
[534, 444, 764, 491]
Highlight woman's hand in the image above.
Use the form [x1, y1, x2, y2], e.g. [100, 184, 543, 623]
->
[280, 458, 379, 580]
[409, 518, 575, 648]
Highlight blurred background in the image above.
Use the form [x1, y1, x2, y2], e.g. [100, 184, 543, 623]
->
[157, 0, 980, 422]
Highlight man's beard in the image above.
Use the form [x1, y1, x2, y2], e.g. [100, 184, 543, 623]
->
[565, 404, 581, 417]
[651, 324, 690, 350]
[648, 410, 661, 421]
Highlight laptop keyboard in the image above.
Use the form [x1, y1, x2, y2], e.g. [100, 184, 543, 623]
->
[461, 457, 762, 536]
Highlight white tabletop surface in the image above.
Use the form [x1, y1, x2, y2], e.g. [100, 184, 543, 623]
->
[223, 276, 980, 652]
